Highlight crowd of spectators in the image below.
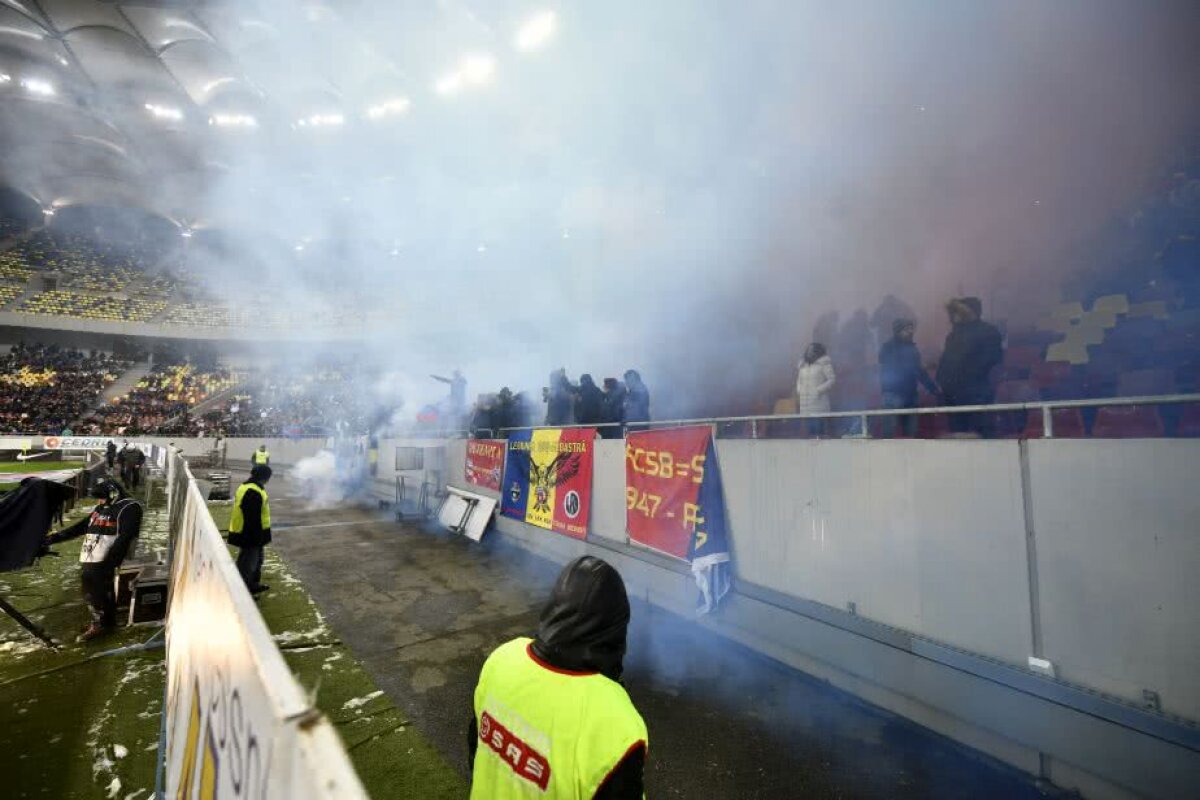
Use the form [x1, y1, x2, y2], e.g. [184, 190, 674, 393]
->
[0, 213, 28, 241]
[84, 362, 239, 436]
[0, 343, 130, 434]
[466, 368, 651, 438]
[195, 368, 369, 437]
[792, 295, 1004, 438]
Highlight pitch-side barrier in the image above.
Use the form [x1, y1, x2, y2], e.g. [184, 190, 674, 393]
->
[162, 449, 367, 798]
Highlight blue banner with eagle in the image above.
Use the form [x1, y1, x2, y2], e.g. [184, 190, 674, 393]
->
[500, 428, 596, 539]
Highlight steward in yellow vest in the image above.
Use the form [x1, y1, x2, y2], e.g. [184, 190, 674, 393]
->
[228, 464, 272, 595]
[252, 445, 270, 466]
[469, 556, 647, 799]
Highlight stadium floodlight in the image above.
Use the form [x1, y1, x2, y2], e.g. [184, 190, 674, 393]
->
[145, 103, 184, 122]
[0, 74, 10, 84]
[435, 73, 463, 96]
[436, 54, 495, 97]
[297, 113, 345, 128]
[366, 97, 411, 120]
[21, 78, 55, 97]
[515, 10, 557, 52]
[181, 229, 193, 239]
[0, 26, 44, 41]
[209, 113, 258, 128]
[461, 55, 496, 85]
[42, 207, 54, 218]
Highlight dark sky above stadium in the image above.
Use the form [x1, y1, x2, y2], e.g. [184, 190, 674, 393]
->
[2, 1, 1198, 414]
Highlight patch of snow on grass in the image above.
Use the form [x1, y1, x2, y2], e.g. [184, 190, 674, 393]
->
[341, 690, 383, 711]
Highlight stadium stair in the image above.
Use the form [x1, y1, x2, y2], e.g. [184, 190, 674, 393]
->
[94, 361, 152, 409]
[163, 379, 241, 426]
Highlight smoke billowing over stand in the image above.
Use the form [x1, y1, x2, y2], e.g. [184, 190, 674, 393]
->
[1, 1, 1198, 420]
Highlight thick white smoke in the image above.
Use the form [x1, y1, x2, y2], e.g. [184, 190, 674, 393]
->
[288, 450, 352, 510]
[10, 1, 1198, 420]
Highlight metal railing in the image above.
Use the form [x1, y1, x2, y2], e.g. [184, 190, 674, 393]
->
[474, 392, 1200, 439]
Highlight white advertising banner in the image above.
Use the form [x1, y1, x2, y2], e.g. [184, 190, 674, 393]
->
[0, 437, 33, 451]
[164, 454, 366, 799]
[41, 435, 137, 450]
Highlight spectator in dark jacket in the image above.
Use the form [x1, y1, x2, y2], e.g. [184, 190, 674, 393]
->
[623, 370, 650, 429]
[601, 378, 626, 438]
[469, 395, 496, 438]
[574, 374, 605, 427]
[545, 369, 575, 426]
[878, 319, 939, 437]
[491, 387, 515, 434]
[935, 297, 1003, 437]
[511, 391, 536, 429]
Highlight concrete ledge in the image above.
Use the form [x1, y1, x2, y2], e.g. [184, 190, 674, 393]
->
[487, 513, 1200, 800]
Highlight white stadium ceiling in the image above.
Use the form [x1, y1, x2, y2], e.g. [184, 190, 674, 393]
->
[0, 0, 508, 230]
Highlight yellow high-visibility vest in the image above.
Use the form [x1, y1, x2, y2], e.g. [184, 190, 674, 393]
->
[471, 637, 647, 800]
[252, 449, 270, 465]
[229, 483, 270, 534]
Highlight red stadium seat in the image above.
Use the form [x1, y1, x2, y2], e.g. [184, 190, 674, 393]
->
[1029, 361, 1072, 389]
[1176, 405, 1200, 438]
[1091, 406, 1165, 438]
[1020, 408, 1086, 438]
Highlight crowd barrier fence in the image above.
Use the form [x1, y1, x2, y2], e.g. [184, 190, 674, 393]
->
[162, 449, 367, 798]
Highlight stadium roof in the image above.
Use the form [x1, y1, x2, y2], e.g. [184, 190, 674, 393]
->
[0, 0, 497, 232]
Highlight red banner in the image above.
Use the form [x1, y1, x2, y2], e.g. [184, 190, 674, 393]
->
[625, 426, 713, 559]
[465, 439, 506, 492]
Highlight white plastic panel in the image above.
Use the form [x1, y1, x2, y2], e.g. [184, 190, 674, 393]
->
[718, 439, 1033, 665]
[1030, 439, 1200, 720]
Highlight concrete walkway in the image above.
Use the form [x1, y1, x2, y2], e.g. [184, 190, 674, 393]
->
[267, 485, 1062, 800]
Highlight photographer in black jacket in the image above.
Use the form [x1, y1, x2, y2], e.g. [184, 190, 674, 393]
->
[46, 479, 142, 642]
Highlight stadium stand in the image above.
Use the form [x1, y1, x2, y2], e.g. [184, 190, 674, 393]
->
[164, 302, 232, 328]
[17, 290, 167, 322]
[0, 213, 27, 241]
[0, 343, 131, 434]
[87, 362, 240, 435]
[0, 284, 22, 309]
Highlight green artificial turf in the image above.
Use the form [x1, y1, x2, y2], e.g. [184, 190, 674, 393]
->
[0, 483, 169, 800]
[0, 460, 80, 473]
[0, 482, 464, 799]
[207, 500, 466, 799]
[0, 459, 86, 493]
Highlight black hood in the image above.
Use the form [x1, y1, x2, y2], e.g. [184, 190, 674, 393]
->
[531, 556, 630, 681]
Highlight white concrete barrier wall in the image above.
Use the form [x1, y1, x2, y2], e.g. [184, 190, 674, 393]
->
[29, 436, 329, 466]
[443, 435, 1200, 722]
[1029, 439, 1200, 721]
[164, 451, 367, 798]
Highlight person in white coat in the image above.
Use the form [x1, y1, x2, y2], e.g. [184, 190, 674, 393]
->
[795, 343, 836, 436]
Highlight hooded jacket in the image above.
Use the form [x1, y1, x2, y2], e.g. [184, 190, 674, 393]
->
[795, 354, 836, 413]
[623, 376, 650, 424]
[574, 376, 606, 427]
[531, 555, 631, 681]
[936, 318, 1003, 400]
[468, 557, 644, 799]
